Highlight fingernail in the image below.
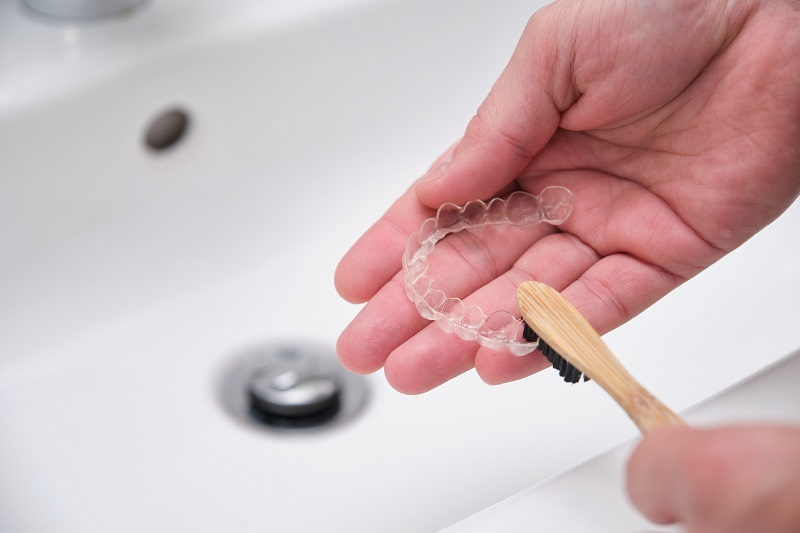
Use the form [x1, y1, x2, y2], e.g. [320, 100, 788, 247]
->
[418, 156, 451, 185]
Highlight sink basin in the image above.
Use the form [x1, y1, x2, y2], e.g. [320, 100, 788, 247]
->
[1, 0, 799, 531]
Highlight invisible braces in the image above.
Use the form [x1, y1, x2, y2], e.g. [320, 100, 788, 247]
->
[402, 186, 574, 356]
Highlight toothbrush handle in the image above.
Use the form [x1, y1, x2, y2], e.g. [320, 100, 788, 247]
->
[608, 375, 687, 433]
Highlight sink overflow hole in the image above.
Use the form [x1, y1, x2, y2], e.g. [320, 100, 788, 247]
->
[144, 108, 190, 151]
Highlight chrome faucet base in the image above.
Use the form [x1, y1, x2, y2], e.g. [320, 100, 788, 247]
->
[23, 0, 146, 19]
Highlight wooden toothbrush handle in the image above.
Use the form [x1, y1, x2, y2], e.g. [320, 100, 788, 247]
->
[616, 380, 687, 433]
[578, 350, 686, 433]
[571, 338, 686, 433]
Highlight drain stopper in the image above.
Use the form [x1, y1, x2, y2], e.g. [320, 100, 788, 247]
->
[248, 367, 340, 419]
[219, 342, 368, 432]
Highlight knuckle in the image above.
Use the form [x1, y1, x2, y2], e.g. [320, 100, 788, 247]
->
[576, 275, 631, 327]
[468, 96, 536, 162]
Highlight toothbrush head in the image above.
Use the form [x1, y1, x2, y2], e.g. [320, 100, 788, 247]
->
[521, 318, 589, 383]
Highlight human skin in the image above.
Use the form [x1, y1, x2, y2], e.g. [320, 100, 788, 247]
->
[335, 0, 800, 529]
[628, 425, 800, 532]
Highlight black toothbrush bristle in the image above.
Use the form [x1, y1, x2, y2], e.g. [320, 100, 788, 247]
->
[521, 319, 589, 383]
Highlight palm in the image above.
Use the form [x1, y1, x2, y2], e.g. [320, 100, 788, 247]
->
[539, 19, 799, 259]
[336, 0, 800, 393]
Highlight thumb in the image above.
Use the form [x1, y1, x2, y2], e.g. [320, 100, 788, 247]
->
[415, 5, 576, 208]
[626, 424, 800, 532]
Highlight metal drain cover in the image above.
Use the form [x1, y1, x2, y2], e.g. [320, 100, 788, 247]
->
[219, 342, 368, 432]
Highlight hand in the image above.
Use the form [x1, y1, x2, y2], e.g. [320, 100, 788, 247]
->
[627, 424, 800, 533]
[335, 0, 800, 393]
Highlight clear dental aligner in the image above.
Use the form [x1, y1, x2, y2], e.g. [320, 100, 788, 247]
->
[402, 186, 574, 356]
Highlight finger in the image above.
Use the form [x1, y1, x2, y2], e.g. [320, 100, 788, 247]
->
[334, 183, 435, 304]
[336, 274, 426, 375]
[627, 426, 693, 525]
[627, 425, 800, 531]
[337, 222, 552, 378]
[383, 315, 480, 395]
[415, 5, 576, 208]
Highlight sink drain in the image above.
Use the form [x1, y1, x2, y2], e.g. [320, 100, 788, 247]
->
[219, 343, 368, 432]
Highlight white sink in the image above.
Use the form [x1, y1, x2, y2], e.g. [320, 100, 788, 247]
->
[1, 1, 799, 531]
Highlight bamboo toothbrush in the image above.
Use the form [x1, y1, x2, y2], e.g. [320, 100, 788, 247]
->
[516, 281, 685, 433]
